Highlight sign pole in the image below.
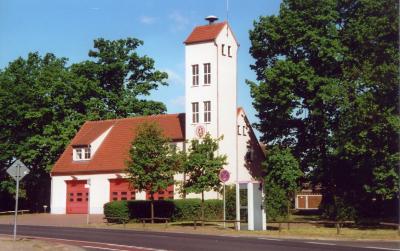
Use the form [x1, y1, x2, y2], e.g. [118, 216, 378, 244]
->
[219, 169, 230, 229]
[13, 165, 20, 241]
[6, 159, 29, 241]
[223, 182, 226, 229]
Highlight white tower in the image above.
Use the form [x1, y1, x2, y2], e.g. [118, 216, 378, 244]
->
[184, 16, 239, 183]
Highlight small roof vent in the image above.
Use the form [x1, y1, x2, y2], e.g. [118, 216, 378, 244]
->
[205, 15, 218, 25]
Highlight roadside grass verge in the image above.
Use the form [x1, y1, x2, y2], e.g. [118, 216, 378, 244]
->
[91, 220, 400, 241]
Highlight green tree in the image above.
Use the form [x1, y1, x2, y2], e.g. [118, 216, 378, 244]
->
[71, 38, 168, 118]
[184, 133, 227, 223]
[0, 37, 169, 211]
[248, 0, 399, 219]
[0, 53, 99, 210]
[125, 123, 181, 222]
[264, 147, 302, 220]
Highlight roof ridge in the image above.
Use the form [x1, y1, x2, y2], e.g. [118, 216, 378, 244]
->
[194, 21, 227, 29]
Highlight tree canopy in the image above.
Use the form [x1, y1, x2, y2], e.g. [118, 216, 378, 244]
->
[125, 122, 182, 220]
[184, 133, 227, 221]
[264, 147, 302, 220]
[0, 38, 168, 211]
[248, 0, 399, 219]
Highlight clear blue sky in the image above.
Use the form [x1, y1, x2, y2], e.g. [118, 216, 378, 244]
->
[0, 0, 281, 139]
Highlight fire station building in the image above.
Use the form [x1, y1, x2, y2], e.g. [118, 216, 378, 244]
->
[51, 16, 266, 230]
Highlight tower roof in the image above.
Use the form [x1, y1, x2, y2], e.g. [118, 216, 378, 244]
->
[184, 21, 227, 44]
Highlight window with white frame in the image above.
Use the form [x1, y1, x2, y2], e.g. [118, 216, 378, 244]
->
[237, 125, 241, 135]
[192, 64, 199, 86]
[222, 44, 226, 56]
[74, 147, 91, 161]
[204, 101, 211, 122]
[242, 126, 247, 136]
[204, 63, 211, 85]
[228, 46, 232, 57]
[76, 148, 82, 159]
[84, 147, 91, 159]
[192, 102, 199, 123]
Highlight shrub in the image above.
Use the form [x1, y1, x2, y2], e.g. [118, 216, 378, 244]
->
[203, 199, 223, 220]
[127, 200, 175, 219]
[103, 200, 129, 222]
[172, 199, 202, 220]
[104, 199, 223, 222]
[225, 185, 236, 220]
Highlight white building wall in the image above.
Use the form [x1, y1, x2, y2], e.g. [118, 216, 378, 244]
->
[237, 110, 253, 182]
[90, 126, 113, 156]
[50, 176, 67, 214]
[215, 26, 238, 185]
[51, 173, 124, 214]
[185, 23, 238, 187]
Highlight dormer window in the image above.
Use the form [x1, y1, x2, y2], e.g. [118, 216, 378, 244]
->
[84, 147, 91, 159]
[76, 148, 82, 159]
[74, 147, 91, 161]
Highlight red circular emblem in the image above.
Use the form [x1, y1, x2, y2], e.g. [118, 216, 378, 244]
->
[219, 169, 230, 183]
[195, 125, 205, 138]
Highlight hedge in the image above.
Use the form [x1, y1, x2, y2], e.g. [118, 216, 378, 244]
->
[104, 199, 226, 222]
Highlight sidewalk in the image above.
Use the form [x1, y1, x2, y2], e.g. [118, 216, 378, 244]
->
[0, 213, 104, 227]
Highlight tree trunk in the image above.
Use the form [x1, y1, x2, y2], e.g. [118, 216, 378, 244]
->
[201, 191, 205, 226]
[150, 192, 154, 224]
[182, 172, 186, 199]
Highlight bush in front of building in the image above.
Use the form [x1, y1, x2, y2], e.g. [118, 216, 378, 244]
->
[173, 199, 224, 221]
[172, 199, 202, 220]
[104, 199, 225, 222]
[225, 185, 236, 220]
[127, 200, 175, 219]
[103, 200, 129, 222]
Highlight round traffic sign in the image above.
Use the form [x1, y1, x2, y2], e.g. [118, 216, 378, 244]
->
[219, 169, 230, 183]
[195, 125, 206, 138]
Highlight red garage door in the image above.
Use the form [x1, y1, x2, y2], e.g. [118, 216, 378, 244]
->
[66, 180, 88, 214]
[109, 179, 135, 201]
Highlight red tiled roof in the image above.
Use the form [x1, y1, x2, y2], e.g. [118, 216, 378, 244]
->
[71, 120, 115, 146]
[184, 22, 227, 44]
[51, 113, 185, 176]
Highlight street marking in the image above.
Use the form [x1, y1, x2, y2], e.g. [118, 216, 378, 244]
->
[0, 234, 167, 251]
[83, 246, 129, 251]
[257, 237, 282, 241]
[365, 247, 400, 251]
[306, 241, 336, 246]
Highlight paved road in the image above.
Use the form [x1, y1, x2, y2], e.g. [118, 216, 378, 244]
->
[0, 224, 398, 251]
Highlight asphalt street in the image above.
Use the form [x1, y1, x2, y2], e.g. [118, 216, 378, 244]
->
[0, 224, 398, 251]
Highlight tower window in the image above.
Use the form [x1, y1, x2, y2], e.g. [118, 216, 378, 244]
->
[204, 63, 211, 85]
[237, 125, 241, 135]
[222, 44, 226, 56]
[204, 101, 211, 122]
[192, 102, 199, 123]
[192, 64, 199, 86]
[228, 46, 232, 57]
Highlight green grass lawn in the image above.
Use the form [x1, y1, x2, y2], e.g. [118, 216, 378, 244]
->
[92, 219, 400, 241]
